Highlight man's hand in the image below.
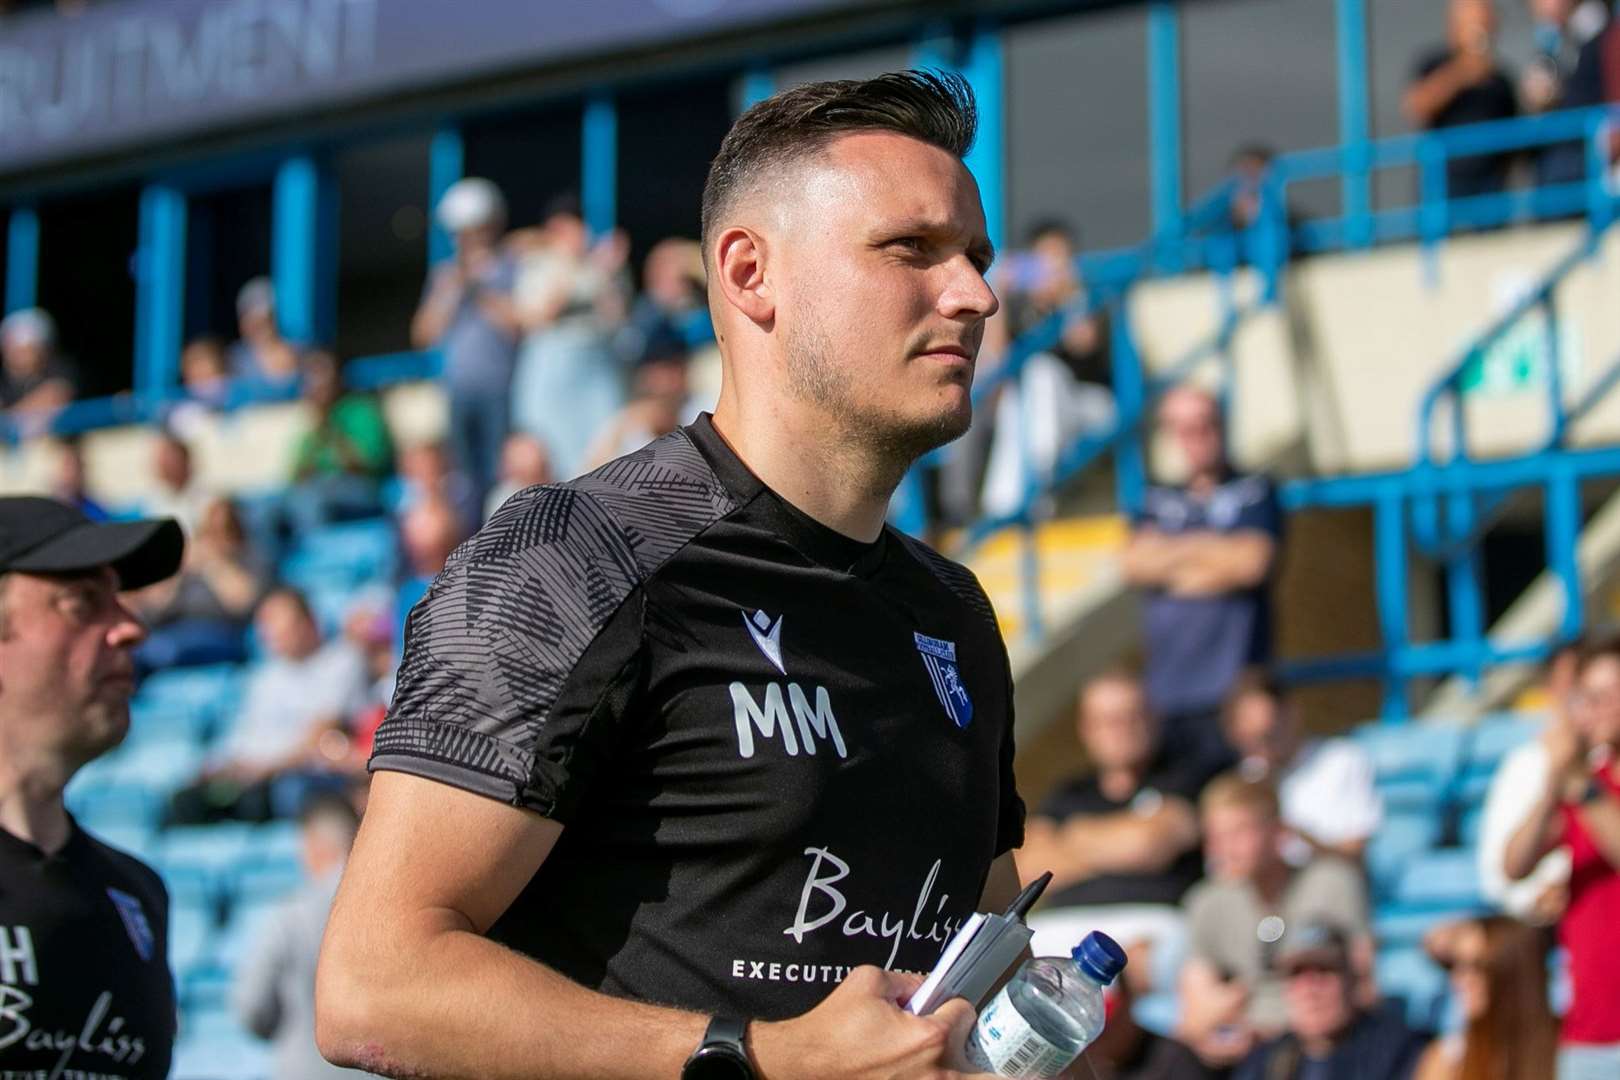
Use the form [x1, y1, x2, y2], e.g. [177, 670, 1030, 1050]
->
[751, 967, 992, 1080]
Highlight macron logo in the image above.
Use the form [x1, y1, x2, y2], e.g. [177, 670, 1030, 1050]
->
[744, 609, 786, 674]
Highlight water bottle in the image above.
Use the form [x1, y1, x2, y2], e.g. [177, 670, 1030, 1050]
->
[963, 931, 1127, 1079]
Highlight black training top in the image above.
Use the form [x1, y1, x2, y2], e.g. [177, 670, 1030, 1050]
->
[0, 818, 174, 1079]
[372, 414, 1024, 1019]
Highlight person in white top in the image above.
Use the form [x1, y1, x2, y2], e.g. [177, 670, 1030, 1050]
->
[1220, 670, 1382, 865]
[1476, 643, 1583, 924]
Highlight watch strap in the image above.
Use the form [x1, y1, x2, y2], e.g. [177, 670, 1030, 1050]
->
[703, 1015, 749, 1050]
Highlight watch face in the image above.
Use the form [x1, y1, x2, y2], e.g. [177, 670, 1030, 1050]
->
[683, 1047, 753, 1080]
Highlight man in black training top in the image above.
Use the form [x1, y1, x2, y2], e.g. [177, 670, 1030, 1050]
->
[0, 496, 183, 1078]
[318, 72, 1026, 1080]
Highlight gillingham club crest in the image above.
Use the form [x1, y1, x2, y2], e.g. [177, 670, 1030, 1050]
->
[914, 631, 973, 729]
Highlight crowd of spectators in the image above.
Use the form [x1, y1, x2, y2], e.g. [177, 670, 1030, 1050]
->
[0, 6, 1615, 1073]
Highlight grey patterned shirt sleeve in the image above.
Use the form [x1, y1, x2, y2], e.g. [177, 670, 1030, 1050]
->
[369, 431, 738, 818]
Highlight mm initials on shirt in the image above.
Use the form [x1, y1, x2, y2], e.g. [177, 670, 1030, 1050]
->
[730, 682, 848, 759]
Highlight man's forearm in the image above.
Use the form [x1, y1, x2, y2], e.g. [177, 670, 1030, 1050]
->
[319, 915, 707, 1080]
[1057, 810, 1193, 876]
[1503, 789, 1564, 882]
[1573, 791, 1620, 871]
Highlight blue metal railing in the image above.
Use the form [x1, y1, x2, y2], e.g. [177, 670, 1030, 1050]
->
[920, 103, 1619, 703]
[1280, 219, 1620, 718]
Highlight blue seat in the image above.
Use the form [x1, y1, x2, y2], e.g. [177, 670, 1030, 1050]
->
[64, 779, 163, 832]
[1391, 849, 1484, 911]
[103, 738, 205, 792]
[1372, 906, 1473, 949]
[1376, 948, 1450, 1030]
[1365, 811, 1440, 899]
[169, 899, 217, 975]
[1354, 722, 1465, 813]
[232, 822, 307, 902]
[171, 1025, 273, 1080]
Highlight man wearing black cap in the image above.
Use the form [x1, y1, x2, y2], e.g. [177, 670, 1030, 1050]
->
[0, 496, 183, 1079]
[1233, 923, 1428, 1080]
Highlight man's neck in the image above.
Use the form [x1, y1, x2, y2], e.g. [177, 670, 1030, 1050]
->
[0, 755, 72, 856]
[1097, 765, 1143, 802]
[1185, 466, 1227, 497]
[710, 400, 898, 543]
[1252, 858, 1292, 903]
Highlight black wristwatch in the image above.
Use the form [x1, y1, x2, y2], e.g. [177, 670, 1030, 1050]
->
[681, 1015, 756, 1080]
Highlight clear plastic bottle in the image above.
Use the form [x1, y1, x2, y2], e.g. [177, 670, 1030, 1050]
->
[963, 931, 1127, 1079]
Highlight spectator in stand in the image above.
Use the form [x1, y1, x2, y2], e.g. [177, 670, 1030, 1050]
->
[1233, 924, 1428, 1080]
[132, 497, 270, 675]
[1521, 0, 1616, 186]
[180, 335, 234, 408]
[233, 794, 361, 1080]
[510, 195, 630, 481]
[144, 431, 212, 536]
[483, 433, 553, 522]
[396, 440, 479, 535]
[1505, 633, 1620, 1077]
[166, 586, 367, 825]
[229, 278, 303, 397]
[412, 177, 521, 507]
[1221, 670, 1382, 865]
[1089, 972, 1213, 1080]
[1018, 672, 1210, 992]
[979, 219, 1115, 519]
[1478, 641, 1584, 923]
[284, 351, 393, 536]
[1123, 386, 1282, 769]
[48, 437, 108, 522]
[0, 307, 74, 432]
[579, 392, 683, 475]
[1177, 775, 1371, 1069]
[1412, 915, 1557, 1080]
[1404, 0, 1520, 199]
[395, 496, 466, 648]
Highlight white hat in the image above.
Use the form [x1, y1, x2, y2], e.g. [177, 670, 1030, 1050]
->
[235, 277, 275, 318]
[436, 177, 507, 233]
[0, 307, 55, 350]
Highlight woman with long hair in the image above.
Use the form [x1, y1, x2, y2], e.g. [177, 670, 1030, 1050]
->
[1414, 915, 1558, 1080]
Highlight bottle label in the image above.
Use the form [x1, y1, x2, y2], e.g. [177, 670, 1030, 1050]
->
[964, 986, 1076, 1078]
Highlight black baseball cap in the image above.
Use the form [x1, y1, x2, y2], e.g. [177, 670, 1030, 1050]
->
[1275, 922, 1352, 975]
[0, 497, 183, 590]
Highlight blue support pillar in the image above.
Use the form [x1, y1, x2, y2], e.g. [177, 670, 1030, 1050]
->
[1110, 299, 1148, 514]
[910, 23, 1006, 256]
[1336, 0, 1373, 249]
[428, 125, 464, 266]
[960, 23, 1006, 257]
[1443, 492, 1485, 688]
[739, 66, 775, 113]
[582, 93, 618, 238]
[1546, 463, 1584, 642]
[273, 154, 339, 347]
[1373, 491, 1410, 720]
[135, 185, 187, 407]
[1146, 0, 1184, 241]
[5, 206, 39, 313]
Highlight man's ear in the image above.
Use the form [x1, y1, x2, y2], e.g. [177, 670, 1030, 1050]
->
[713, 226, 774, 328]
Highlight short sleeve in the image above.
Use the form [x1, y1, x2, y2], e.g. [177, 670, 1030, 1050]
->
[1411, 47, 1450, 83]
[370, 485, 648, 821]
[1234, 476, 1282, 538]
[1290, 740, 1382, 845]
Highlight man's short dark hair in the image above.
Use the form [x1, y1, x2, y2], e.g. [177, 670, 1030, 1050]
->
[700, 69, 977, 266]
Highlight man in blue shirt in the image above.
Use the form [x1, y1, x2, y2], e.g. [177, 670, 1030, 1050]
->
[1123, 386, 1281, 769]
[412, 177, 522, 507]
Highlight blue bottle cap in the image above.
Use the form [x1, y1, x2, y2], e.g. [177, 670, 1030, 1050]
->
[1071, 931, 1128, 986]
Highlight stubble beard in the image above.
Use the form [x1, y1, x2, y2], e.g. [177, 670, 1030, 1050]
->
[783, 306, 972, 479]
